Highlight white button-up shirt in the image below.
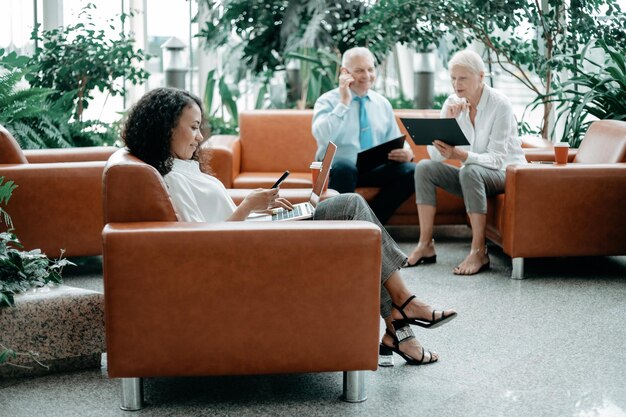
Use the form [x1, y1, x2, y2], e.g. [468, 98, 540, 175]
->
[428, 84, 527, 171]
[163, 159, 236, 222]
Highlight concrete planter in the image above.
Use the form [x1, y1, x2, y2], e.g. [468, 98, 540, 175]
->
[0, 285, 105, 379]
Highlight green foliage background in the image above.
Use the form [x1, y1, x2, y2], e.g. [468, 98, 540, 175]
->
[0, 3, 149, 149]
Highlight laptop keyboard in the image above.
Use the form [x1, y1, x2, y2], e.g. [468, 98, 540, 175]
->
[272, 204, 308, 221]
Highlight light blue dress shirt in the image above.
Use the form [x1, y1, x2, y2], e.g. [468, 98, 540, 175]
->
[312, 88, 401, 164]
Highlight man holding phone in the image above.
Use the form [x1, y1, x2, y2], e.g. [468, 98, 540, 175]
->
[311, 47, 415, 224]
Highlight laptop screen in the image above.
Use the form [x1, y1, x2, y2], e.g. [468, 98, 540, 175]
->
[309, 141, 337, 208]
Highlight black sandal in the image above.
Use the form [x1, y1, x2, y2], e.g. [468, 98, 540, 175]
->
[392, 295, 457, 329]
[379, 323, 437, 366]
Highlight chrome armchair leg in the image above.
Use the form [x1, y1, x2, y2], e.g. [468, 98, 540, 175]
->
[120, 377, 144, 411]
[511, 257, 524, 279]
[342, 371, 367, 403]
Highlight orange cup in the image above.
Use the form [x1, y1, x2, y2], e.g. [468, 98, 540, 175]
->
[554, 142, 570, 164]
[310, 161, 328, 193]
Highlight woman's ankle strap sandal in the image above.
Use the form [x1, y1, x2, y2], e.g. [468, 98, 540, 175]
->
[392, 295, 457, 329]
[379, 323, 438, 366]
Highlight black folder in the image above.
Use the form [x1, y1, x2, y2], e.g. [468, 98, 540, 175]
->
[400, 118, 470, 146]
[356, 135, 405, 172]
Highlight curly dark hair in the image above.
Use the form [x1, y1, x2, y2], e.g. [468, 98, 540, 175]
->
[122, 87, 205, 176]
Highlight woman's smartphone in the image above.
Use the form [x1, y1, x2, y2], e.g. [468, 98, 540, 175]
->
[271, 170, 290, 188]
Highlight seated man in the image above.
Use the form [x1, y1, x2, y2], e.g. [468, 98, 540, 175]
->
[311, 47, 415, 224]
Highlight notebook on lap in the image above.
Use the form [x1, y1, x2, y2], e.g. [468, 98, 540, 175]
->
[356, 135, 405, 172]
[247, 141, 337, 222]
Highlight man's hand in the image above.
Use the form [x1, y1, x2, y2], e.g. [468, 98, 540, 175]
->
[433, 140, 467, 161]
[388, 147, 414, 163]
[339, 68, 354, 106]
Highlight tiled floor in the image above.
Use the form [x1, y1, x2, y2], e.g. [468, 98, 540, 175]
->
[2, 229, 626, 417]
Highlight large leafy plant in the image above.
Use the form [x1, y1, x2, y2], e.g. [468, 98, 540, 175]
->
[197, 0, 365, 75]
[0, 59, 119, 148]
[26, 3, 149, 121]
[284, 48, 341, 108]
[355, 0, 626, 139]
[535, 40, 626, 147]
[196, 0, 365, 119]
[0, 65, 73, 148]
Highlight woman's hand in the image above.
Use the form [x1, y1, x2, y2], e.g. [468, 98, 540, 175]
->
[243, 188, 280, 212]
[229, 189, 293, 221]
[269, 197, 294, 211]
[244, 189, 294, 214]
[433, 140, 468, 161]
[446, 99, 470, 118]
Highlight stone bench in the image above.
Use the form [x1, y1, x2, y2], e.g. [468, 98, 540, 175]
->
[0, 285, 105, 379]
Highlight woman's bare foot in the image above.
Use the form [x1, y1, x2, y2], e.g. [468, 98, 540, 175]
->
[381, 332, 438, 363]
[391, 296, 456, 323]
[453, 247, 490, 275]
[405, 239, 436, 267]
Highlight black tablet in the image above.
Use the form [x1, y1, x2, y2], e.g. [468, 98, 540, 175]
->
[356, 135, 406, 172]
[400, 118, 470, 146]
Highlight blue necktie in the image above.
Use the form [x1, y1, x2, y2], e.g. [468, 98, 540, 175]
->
[355, 96, 372, 150]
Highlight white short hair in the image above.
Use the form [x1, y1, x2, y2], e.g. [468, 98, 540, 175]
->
[448, 50, 485, 75]
[342, 47, 375, 68]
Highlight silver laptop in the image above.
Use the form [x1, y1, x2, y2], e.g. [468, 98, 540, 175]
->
[247, 141, 337, 222]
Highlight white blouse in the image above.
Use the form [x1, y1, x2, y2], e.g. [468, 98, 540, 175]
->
[163, 159, 236, 223]
[428, 84, 527, 171]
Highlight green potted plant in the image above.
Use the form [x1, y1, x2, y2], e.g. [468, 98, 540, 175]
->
[533, 40, 626, 147]
[0, 3, 149, 149]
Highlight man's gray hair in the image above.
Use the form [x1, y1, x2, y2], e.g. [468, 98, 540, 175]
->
[448, 50, 485, 75]
[342, 47, 375, 68]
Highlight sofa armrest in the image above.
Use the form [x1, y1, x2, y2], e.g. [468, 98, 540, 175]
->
[0, 162, 105, 257]
[501, 163, 626, 257]
[102, 220, 381, 377]
[524, 148, 577, 162]
[199, 135, 241, 188]
[23, 146, 118, 163]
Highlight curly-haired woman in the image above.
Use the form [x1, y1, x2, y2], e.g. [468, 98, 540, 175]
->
[122, 87, 457, 366]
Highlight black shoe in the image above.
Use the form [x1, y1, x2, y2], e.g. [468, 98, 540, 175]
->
[403, 254, 436, 268]
[392, 295, 457, 329]
[379, 324, 437, 366]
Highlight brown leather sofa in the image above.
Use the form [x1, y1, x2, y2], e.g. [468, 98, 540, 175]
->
[486, 120, 626, 278]
[101, 148, 382, 410]
[201, 109, 469, 226]
[0, 124, 116, 257]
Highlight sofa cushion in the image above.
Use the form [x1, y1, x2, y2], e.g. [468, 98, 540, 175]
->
[233, 172, 313, 189]
[239, 110, 317, 172]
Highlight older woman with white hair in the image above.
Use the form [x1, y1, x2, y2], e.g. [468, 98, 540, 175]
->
[405, 49, 527, 275]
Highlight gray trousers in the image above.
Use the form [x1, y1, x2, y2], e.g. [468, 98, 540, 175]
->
[314, 193, 407, 318]
[414, 160, 506, 214]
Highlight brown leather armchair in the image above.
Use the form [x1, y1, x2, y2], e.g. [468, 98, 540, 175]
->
[0, 124, 116, 257]
[486, 120, 626, 278]
[102, 149, 382, 410]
